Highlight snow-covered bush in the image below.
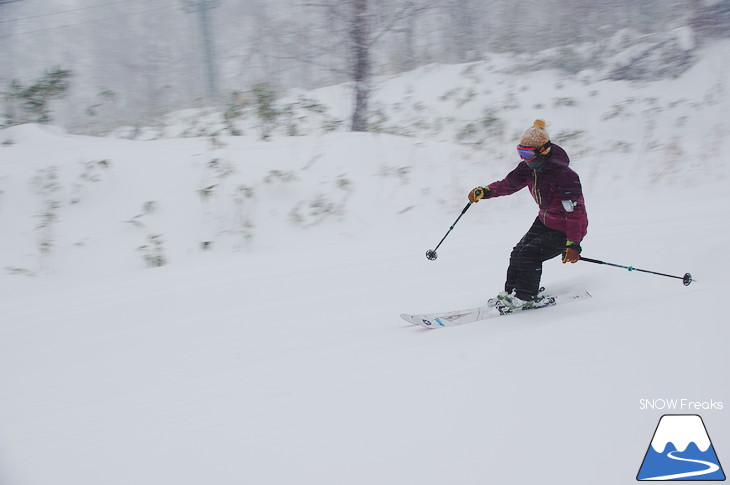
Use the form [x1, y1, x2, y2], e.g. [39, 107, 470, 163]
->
[603, 28, 696, 81]
[505, 28, 697, 82]
[222, 91, 249, 136]
[3, 68, 72, 126]
[455, 107, 504, 145]
[252, 83, 279, 141]
[30, 166, 62, 270]
[70, 159, 111, 205]
[138, 234, 167, 268]
[124, 201, 157, 228]
[232, 185, 255, 248]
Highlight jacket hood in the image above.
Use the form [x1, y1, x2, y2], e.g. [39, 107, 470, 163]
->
[546, 144, 570, 168]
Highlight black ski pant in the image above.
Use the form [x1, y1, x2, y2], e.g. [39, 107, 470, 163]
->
[505, 217, 567, 301]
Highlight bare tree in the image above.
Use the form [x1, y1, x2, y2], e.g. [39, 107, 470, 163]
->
[297, 0, 432, 132]
[350, 0, 370, 131]
[181, 0, 222, 98]
[445, 0, 479, 62]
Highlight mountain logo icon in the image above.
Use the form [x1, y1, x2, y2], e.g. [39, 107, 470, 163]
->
[637, 414, 726, 481]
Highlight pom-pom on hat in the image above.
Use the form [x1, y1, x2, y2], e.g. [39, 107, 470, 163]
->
[519, 119, 550, 147]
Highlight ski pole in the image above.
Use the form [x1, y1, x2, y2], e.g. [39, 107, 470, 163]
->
[579, 256, 693, 286]
[426, 202, 472, 261]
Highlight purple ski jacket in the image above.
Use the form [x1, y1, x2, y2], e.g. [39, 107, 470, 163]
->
[487, 144, 588, 243]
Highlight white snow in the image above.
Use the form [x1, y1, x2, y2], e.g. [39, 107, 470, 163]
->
[651, 415, 711, 453]
[1, 40, 729, 485]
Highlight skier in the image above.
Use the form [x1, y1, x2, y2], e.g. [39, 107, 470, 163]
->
[467, 119, 588, 311]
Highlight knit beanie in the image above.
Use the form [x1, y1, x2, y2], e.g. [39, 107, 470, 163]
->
[519, 119, 550, 147]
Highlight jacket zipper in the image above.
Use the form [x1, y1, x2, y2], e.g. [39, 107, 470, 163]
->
[532, 169, 549, 225]
[532, 170, 542, 205]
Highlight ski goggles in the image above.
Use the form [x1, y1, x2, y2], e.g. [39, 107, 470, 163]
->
[517, 144, 539, 162]
[517, 142, 551, 162]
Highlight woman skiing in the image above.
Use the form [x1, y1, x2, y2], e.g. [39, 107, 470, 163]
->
[467, 119, 588, 311]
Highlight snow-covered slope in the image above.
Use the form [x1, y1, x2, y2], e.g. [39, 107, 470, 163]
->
[1, 41, 729, 485]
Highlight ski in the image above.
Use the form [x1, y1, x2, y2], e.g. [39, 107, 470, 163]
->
[400, 291, 592, 328]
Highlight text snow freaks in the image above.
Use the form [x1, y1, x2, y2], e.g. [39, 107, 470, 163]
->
[640, 399, 724, 411]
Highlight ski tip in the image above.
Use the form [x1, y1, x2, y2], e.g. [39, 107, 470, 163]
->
[400, 313, 442, 328]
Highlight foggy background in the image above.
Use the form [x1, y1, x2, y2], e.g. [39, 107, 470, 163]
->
[1, 0, 727, 134]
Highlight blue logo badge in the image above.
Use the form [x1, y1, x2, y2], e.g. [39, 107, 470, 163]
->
[637, 414, 726, 481]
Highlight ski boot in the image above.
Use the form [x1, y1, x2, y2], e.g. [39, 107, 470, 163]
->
[488, 287, 545, 308]
[487, 290, 510, 308]
[495, 294, 535, 314]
